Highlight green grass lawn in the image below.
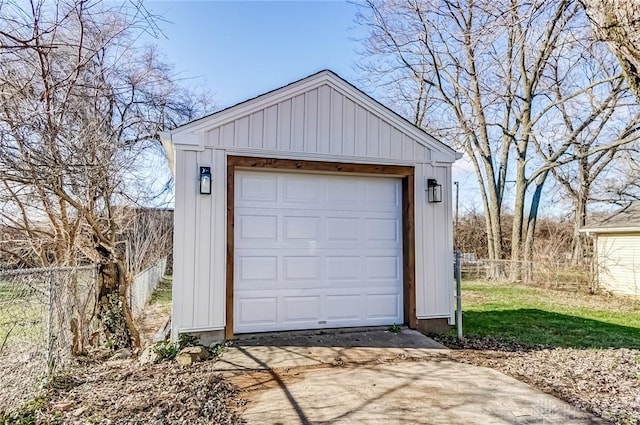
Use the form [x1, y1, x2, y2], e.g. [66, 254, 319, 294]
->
[0, 281, 47, 350]
[461, 280, 640, 348]
[149, 275, 172, 307]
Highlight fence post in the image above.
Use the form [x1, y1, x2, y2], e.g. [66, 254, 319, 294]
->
[454, 250, 463, 341]
[46, 268, 55, 376]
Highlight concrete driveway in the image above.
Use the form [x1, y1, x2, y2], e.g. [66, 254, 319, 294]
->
[213, 328, 605, 425]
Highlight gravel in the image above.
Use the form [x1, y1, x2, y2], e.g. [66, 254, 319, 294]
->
[435, 335, 640, 425]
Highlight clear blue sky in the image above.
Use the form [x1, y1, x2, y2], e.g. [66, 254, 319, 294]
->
[147, 0, 363, 108]
[145, 0, 484, 211]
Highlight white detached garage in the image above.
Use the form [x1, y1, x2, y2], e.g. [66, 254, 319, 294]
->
[161, 70, 460, 341]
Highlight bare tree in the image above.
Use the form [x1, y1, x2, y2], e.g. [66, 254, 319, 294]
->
[0, 0, 210, 350]
[526, 32, 640, 263]
[120, 207, 173, 276]
[579, 0, 640, 102]
[355, 0, 637, 270]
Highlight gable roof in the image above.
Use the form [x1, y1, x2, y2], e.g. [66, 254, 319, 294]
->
[581, 201, 640, 233]
[162, 70, 460, 162]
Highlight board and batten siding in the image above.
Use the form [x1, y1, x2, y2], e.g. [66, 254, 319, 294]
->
[204, 85, 432, 163]
[168, 73, 457, 338]
[596, 233, 640, 296]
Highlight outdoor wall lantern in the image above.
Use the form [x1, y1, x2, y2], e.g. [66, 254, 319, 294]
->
[199, 166, 212, 195]
[427, 178, 442, 203]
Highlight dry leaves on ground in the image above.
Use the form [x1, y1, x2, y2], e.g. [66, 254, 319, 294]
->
[437, 336, 640, 425]
[35, 358, 245, 425]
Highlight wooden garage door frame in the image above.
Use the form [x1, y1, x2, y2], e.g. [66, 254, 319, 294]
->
[226, 155, 416, 339]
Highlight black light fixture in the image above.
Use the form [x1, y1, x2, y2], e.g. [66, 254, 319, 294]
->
[199, 166, 212, 195]
[427, 178, 442, 203]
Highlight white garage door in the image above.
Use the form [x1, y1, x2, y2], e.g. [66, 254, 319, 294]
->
[234, 170, 403, 333]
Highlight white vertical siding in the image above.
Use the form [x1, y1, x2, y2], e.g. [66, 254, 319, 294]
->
[414, 163, 454, 319]
[330, 88, 343, 154]
[342, 98, 356, 156]
[304, 89, 318, 152]
[291, 94, 305, 151]
[263, 105, 278, 150]
[210, 149, 227, 326]
[278, 99, 292, 151]
[172, 148, 227, 338]
[354, 105, 368, 157]
[203, 83, 432, 163]
[317, 85, 331, 154]
[250, 111, 264, 149]
[235, 117, 249, 148]
[172, 149, 198, 336]
[193, 148, 214, 328]
[208, 127, 220, 147]
[596, 234, 640, 296]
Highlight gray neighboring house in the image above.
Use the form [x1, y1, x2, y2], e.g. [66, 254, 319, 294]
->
[581, 202, 640, 297]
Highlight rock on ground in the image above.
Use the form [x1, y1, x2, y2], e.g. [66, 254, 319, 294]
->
[138, 345, 161, 365]
[176, 346, 209, 366]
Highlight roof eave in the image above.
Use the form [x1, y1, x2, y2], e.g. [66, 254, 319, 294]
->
[580, 226, 640, 234]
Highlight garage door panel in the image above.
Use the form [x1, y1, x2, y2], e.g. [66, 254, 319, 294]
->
[325, 294, 364, 320]
[237, 215, 278, 241]
[237, 174, 278, 201]
[365, 179, 400, 206]
[237, 297, 278, 326]
[283, 256, 321, 281]
[326, 256, 361, 280]
[366, 218, 400, 242]
[326, 217, 360, 241]
[367, 293, 401, 319]
[237, 256, 278, 282]
[283, 216, 320, 240]
[326, 179, 360, 202]
[283, 177, 322, 202]
[283, 296, 322, 322]
[366, 256, 400, 280]
[234, 170, 403, 333]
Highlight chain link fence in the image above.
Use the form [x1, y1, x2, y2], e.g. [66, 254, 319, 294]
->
[460, 257, 593, 291]
[0, 266, 97, 413]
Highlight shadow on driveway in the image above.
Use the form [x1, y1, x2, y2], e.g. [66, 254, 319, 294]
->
[215, 327, 606, 425]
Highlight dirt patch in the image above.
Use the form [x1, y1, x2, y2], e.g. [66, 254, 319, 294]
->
[436, 336, 640, 425]
[135, 302, 170, 347]
[463, 291, 489, 304]
[23, 358, 246, 424]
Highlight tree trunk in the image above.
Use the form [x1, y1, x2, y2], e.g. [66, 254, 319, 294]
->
[572, 198, 588, 265]
[524, 171, 551, 277]
[510, 157, 527, 281]
[96, 252, 140, 350]
[572, 156, 590, 265]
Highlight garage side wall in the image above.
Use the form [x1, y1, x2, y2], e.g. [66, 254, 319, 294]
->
[414, 163, 454, 320]
[172, 147, 227, 338]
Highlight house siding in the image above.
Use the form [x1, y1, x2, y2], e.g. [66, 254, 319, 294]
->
[596, 233, 640, 296]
